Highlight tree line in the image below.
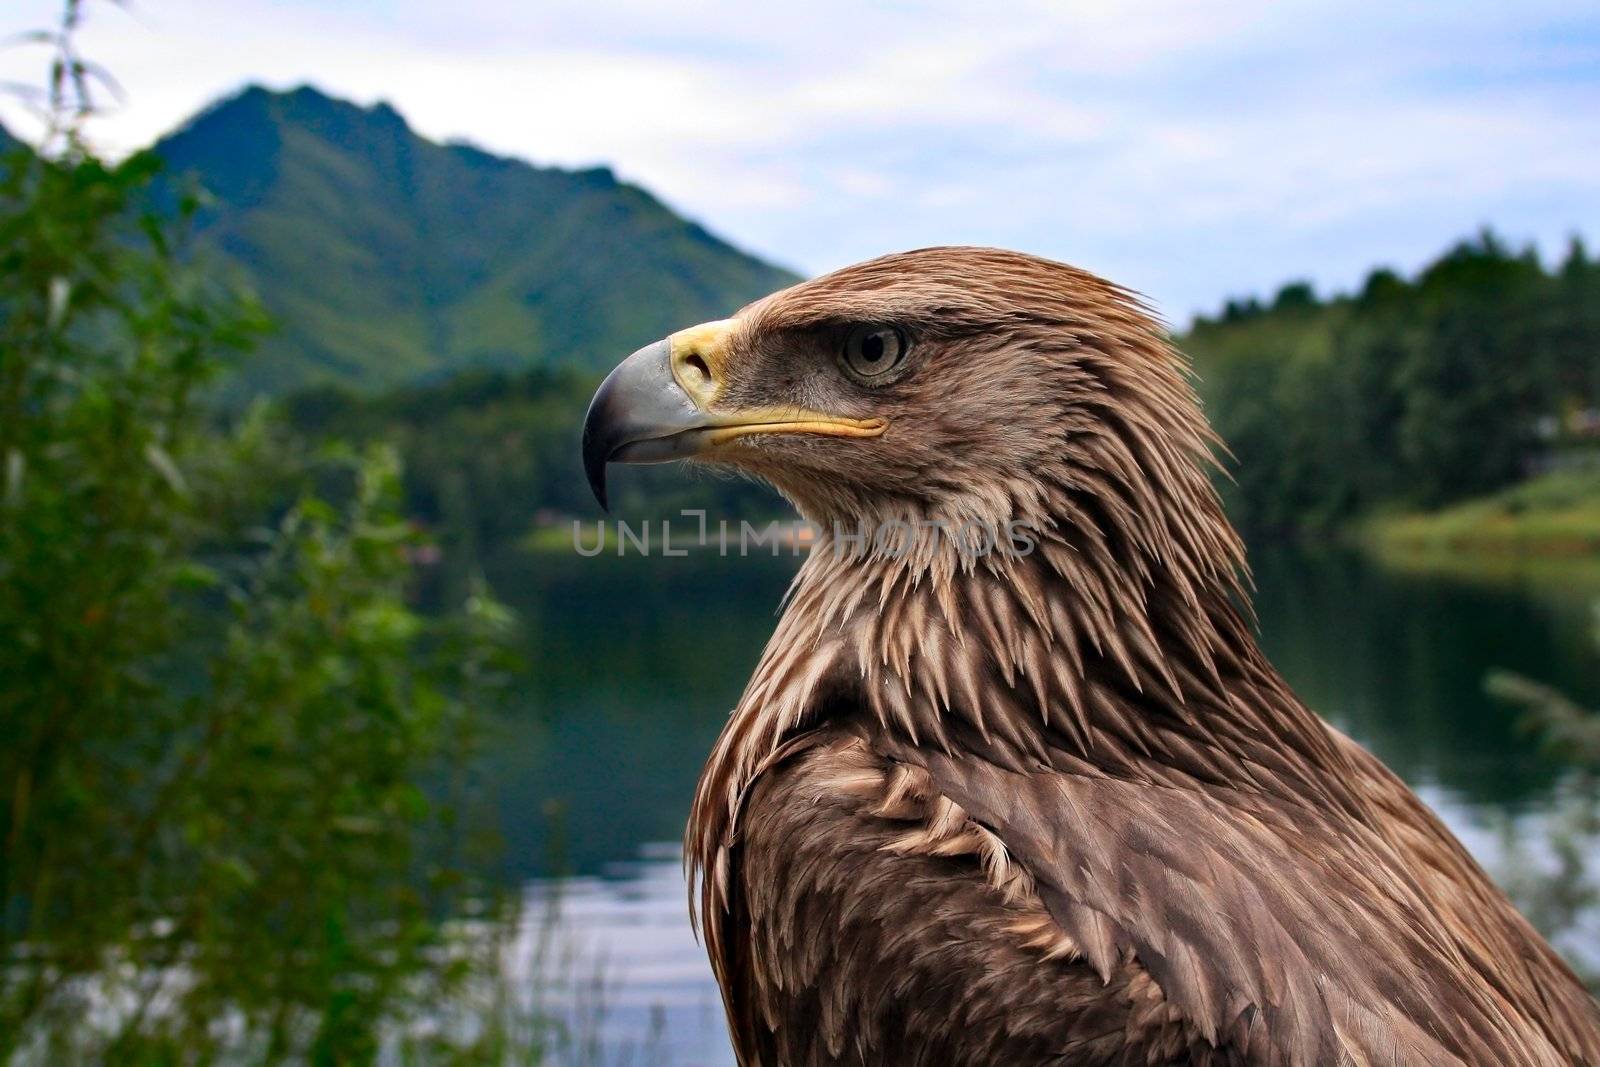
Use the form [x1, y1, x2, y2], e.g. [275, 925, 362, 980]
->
[1188, 232, 1600, 532]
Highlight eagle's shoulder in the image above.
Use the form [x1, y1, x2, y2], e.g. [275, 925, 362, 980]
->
[705, 694, 1595, 1067]
[721, 723, 1232, 1066]
[1331, 730, 1600, 1065]
[884, 726, 1583, 1067]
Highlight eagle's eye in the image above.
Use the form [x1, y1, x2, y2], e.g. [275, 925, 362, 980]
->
[841, 325, 909, 382]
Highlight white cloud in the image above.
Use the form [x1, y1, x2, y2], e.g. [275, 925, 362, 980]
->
[0, 0, 1594, 319]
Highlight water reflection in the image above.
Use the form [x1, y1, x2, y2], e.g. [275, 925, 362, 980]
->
[476, 550, 796, 881]
[1251, 545, 1599, 812]
[522, 848, 730, 1066]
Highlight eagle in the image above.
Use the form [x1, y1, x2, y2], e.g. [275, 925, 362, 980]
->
[580, 247, 1600, 1066]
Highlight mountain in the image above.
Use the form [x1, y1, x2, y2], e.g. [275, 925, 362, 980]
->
[154, 85, 798, 395]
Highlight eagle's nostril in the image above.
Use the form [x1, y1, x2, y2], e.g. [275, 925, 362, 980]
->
[683, 352, 712, 387]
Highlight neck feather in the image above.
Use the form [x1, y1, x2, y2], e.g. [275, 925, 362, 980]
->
[688, 493, 1369, 930]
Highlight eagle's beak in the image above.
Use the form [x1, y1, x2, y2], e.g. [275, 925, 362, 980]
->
[581, 337, 704, 511]
[581, 320, 887, 510]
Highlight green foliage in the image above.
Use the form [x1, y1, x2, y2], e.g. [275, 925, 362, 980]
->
[0, 146, 264, 986]
[151, 85, 798, 397]
[1186, 231, 1600, 531]
[0, 16, 531, 1059]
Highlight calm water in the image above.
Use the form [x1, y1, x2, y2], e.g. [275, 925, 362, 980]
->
[470, 542, 1600, 1065]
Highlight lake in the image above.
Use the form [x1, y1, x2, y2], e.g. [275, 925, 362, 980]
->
[468, 540, 1600, 1065]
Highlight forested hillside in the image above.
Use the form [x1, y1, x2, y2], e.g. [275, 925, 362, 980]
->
[1188, 233, 1600, 532]
[155, 86, 797, 395]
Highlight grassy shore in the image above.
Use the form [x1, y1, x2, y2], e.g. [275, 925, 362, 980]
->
[1358, 467, 1600, 593]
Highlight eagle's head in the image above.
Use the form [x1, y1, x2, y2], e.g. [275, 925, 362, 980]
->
[583, 246, 1229, 574]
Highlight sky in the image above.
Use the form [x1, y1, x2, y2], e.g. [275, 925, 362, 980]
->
[2, 0, 1597, 322]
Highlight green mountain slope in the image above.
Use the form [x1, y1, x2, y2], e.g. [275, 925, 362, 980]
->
[155, 85, 797, 395]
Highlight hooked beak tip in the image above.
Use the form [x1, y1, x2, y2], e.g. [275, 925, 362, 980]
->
[580, 337, 686, 512]
[583, 444, 610, 513]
